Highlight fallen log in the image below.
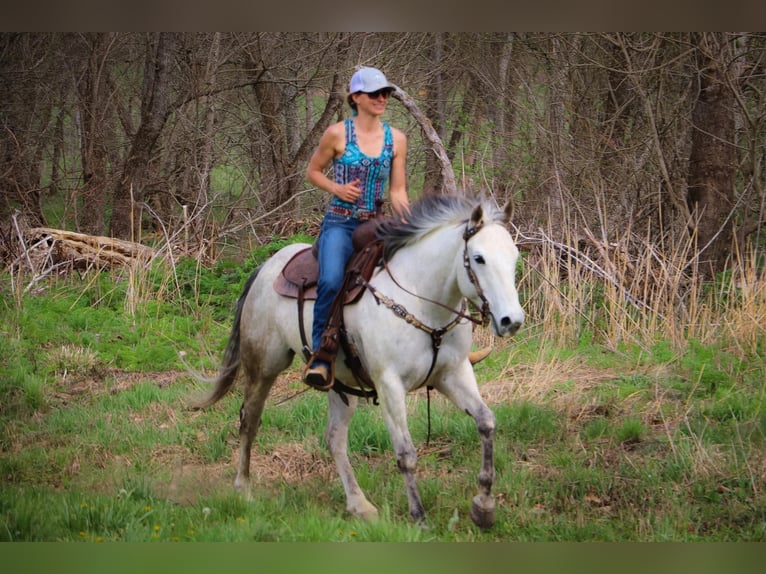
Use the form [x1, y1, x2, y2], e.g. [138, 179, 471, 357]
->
[25, 227, 156, 269]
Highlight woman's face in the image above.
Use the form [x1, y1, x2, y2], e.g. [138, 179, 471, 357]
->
[353, 89, 391, 116]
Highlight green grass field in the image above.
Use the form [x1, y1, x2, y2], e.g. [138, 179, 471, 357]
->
[1, 235, 765, 542]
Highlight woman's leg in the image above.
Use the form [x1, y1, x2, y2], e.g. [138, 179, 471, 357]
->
[305, 215, 358, 387]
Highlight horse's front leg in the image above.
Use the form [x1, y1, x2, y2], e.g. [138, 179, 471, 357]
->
[378, 383, 426, 524]
[326, 391, 379, 521]
[437, 362, 497, 529]
[470, 403, 496, 529]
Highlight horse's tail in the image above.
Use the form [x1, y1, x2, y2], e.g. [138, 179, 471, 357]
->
[191, 267, 261, 409]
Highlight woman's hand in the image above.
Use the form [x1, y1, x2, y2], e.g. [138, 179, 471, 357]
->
[333, 179, 361, 203]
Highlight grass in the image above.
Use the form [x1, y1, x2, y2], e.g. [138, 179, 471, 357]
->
[1, 231, 765, 542]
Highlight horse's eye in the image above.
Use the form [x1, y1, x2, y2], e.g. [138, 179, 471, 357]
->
[473, 255, 486, 264]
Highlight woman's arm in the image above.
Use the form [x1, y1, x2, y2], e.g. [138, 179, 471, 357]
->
[306, 123, 361, 204]
[389, 127, 410, 219]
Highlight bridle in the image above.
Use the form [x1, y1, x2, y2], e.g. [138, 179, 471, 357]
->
[461, 221, 491, 329]
[358, 218, 492, 387]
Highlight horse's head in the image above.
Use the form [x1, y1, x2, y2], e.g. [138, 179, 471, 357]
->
[459, 201, 525, 337]
[377, 194, 525, 337]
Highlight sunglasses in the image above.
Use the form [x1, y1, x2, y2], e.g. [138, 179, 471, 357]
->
[364, 88, 393, 99]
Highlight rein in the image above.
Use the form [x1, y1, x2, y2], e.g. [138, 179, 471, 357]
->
[363, 219, 493, 443]
[357, 277, 468, 386]
[318, 218, 492, 442]
[358, 219, 493, 443]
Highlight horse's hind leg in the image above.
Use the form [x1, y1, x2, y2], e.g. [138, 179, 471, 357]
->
[234, 362, 281, 494]
[326, 391, 379, 521]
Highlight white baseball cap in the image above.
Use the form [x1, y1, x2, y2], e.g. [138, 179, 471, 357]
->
[349, 67, 394, 93]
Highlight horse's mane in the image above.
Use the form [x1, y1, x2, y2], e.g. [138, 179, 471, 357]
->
[377, 194, 505, 261]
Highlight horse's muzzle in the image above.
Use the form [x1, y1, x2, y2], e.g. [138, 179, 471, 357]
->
[491, 312, 524, 337]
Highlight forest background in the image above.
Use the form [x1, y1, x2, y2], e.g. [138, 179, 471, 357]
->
[1, 32, 766, 543]
[2, 32, 765, 274]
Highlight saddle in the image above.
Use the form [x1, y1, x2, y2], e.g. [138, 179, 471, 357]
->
[272, 218, 389, 402]
[273, 217, 385, 302]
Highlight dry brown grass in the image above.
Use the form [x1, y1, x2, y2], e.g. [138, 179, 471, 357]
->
[516, 221, 766, 357]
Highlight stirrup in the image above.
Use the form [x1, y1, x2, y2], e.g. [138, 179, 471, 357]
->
[302, 362, 334, 391]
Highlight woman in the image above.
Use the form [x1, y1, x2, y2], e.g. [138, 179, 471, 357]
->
[303, 66, 410, 390]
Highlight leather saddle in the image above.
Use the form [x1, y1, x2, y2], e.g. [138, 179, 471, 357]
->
[271, 218, 389, 403]
[273, 218, 386, 304]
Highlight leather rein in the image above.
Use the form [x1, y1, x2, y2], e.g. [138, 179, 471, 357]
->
[357, 219, 491, 390]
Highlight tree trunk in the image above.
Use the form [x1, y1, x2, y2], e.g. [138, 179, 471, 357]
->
[686, 33, 736, 277]
[0, 33, 48, 227]
[393, 86, 457, 196]
[49, 107, 65, 197]
[540, 35, 568, 234]
[77, 33, 113, 235]
[491, 32, 516, 196]
[248, 33, 347, 214]
[188, 32, 221, 240]
[251, 68, 292, 212]
[109, 32, 176, 240]
[422, 33, 447, 195]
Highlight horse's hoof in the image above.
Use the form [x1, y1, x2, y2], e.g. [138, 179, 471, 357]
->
[350, 501, 379, 523]
[417, 518, 432, 531]
[233, 476, 253, 500]
[360, 509, 379, 523]
[470, 494, 495, 529]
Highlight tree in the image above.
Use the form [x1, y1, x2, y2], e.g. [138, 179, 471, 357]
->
[74, 32, 117, 235]
[686, 33, 737, 277]
[2, 32, 763, 275]
[730, 33, 766, 252]
[0, 33, 55, 227]
[109, 32, 176, 240]
[241, 33, 348, 215]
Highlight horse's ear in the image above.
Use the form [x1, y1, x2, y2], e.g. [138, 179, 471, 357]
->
[470, 204, 484, 228]
[502, 200, 513, 224]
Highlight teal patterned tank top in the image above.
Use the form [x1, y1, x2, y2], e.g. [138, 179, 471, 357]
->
[327, 119, 394, 220]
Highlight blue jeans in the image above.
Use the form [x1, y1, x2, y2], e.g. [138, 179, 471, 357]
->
[312, 213, 362, 354]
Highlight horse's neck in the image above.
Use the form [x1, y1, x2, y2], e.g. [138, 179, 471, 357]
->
[384, 226, 464, 308]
